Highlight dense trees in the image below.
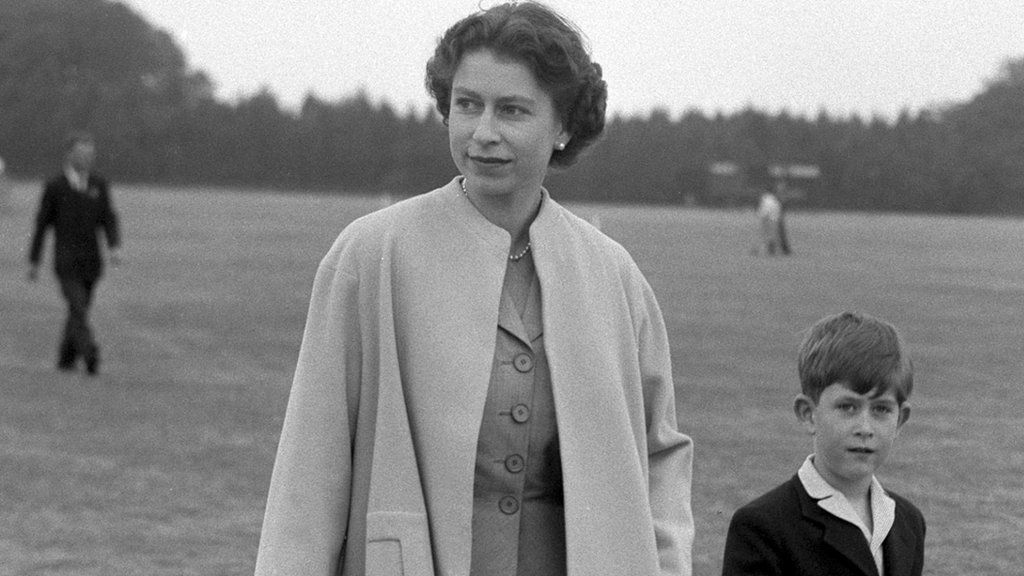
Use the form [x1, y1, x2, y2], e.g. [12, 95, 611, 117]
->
[1, 0, 1022, 214]
[0, 0, 213, 176]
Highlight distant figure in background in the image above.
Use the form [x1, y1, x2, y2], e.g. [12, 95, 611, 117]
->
[28, 132, 121, 375]
[757, 187, 790, 256]
[0, 154, 10, 213]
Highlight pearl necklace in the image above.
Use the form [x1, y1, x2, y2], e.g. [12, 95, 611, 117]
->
[460, 177, 532, 262]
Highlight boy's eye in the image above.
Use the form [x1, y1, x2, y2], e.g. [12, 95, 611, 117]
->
[501, 104, 527, 116]
[837, 403, 857, 413]
[872, 404, 895, 415]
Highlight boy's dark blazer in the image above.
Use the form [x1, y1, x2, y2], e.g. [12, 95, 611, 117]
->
[722, 475, 925, 576]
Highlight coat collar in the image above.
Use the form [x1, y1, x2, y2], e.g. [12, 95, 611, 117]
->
[794, 477, 880, 576]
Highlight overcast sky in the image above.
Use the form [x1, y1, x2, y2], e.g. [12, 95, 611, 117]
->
[120, 0, 1024, 119]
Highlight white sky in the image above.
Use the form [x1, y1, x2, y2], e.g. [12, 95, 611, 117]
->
[120, 0, 1024, 119]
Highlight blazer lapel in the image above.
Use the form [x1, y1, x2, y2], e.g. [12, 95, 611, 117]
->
[881, 512, 917, 576]
[796, 479, 879, 576]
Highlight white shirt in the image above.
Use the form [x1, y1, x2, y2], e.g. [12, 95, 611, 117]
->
[757, 193, 782, 222]
[798, 455, 895, 576]
[64, 166, 89, 192]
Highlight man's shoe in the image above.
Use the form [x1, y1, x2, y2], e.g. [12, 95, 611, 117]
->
[58, 341, 76, 371]
[85, 348, 100, 376]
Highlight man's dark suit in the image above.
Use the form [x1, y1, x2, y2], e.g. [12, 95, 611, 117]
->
[29, 172, 120, 371]
[722, 475, 925, 576]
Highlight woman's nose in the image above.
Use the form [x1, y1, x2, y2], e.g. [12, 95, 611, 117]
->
[472, 112, 500, 144]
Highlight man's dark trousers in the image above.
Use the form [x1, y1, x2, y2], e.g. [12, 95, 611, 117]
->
[57, 274, 99, 370]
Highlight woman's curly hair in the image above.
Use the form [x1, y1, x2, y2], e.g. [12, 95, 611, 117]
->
[425, 1, 607, 167]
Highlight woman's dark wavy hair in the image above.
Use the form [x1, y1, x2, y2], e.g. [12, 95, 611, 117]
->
[425, 1, 607, 167]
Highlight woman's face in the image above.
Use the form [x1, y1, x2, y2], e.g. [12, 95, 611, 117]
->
[448, 49, 569, 200]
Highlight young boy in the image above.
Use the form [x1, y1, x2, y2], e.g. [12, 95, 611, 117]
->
[722, 311, 925, 576]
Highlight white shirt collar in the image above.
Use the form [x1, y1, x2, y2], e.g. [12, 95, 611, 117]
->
[798, 455, 895, 576]
[65, 166, 89, 192]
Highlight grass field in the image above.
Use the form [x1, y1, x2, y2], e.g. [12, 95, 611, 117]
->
[1, 179, 1022, 575]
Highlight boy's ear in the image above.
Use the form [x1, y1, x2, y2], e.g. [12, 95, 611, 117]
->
[793, 394, 816, 434]
[897, 402, 911, 428]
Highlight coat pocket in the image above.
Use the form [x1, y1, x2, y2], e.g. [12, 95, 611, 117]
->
[365, 511, 434, 576]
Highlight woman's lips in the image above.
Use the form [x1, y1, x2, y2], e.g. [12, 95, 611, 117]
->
[470, 155, 511, 165]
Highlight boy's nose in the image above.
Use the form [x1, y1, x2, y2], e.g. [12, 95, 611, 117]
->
[852, 413, 874, 437]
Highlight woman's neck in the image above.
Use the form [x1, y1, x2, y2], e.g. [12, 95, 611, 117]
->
[462, 179, 542, 248]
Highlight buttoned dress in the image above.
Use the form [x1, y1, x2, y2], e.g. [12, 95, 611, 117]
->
[471, 254, 566, 576]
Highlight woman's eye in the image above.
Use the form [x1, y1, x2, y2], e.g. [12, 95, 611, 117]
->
[453, 98, 478, 111]
[502, 105, 526, 116]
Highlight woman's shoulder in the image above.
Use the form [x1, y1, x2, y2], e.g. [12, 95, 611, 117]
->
[543, 199, 633, 263]
[352, 185, 451, 232]
[321, 183, 455, 265]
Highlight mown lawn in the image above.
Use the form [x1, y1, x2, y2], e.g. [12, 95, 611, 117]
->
[1, 180, 1021, 575]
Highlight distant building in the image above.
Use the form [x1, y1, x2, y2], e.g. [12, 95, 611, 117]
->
[767, 164, 819, 202]
[707, 161, 747, 205]
[707, 161, 819, 206]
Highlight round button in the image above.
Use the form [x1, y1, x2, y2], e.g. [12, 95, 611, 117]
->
[511, 404, 531, 423]
[513, 353, 534, 373]
[499, 495, 520, 515]
[505, 454, 525, 473]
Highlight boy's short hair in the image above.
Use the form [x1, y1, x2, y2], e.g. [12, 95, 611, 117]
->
[797, 311, 914, 404]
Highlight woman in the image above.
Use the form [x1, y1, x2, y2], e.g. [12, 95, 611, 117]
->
[254, 3, 693, 575]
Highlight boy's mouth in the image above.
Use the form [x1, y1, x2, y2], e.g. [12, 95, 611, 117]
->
[848, 447, 875, 454]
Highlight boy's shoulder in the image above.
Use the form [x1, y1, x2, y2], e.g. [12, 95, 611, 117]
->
[886, 487, 927, 533]
[732, 475, 804, 521]
[734, 475, 925, 526]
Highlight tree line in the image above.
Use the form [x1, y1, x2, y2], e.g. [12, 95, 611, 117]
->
[2, 0, 1022, 214]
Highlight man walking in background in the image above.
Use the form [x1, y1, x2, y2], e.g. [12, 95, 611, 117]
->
[757, 186, 791, 256]
[0, 154, 10, 213]
[28, 132, 121, 375]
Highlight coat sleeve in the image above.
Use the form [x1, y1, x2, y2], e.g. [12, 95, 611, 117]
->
[255, 256, 363, 576]
[721, 506, 784, 576]
[636, 278, 695, 576]
[28, 182, 57, 265]
[98, 179, 121, 249]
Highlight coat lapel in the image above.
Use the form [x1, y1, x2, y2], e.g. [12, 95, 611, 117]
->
[530, 195, 662, 576]
[796, 479, 879, 576]
[383, 182, 510, 575]
[881, 510, 917, 576]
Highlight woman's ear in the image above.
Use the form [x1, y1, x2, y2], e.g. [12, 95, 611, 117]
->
[794, 393, 816, 435]
[555, 128, 572, 150]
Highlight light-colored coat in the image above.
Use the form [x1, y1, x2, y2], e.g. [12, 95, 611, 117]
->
[255, 178, 694, 576]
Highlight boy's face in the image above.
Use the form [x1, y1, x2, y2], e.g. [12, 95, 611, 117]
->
[795, 382, 910, 494]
